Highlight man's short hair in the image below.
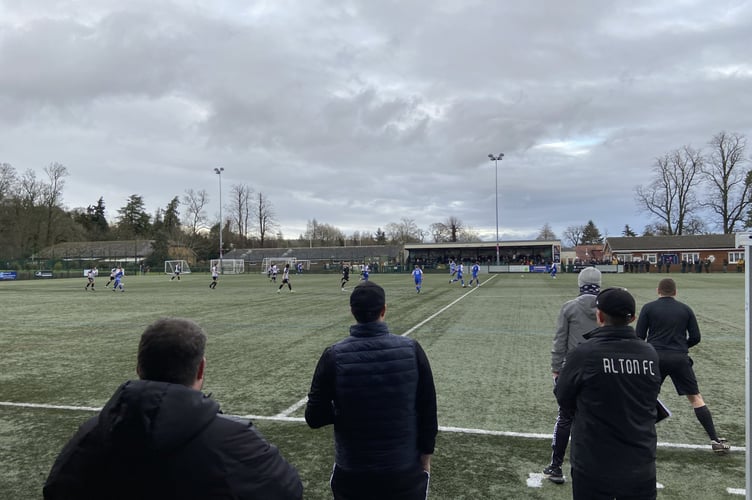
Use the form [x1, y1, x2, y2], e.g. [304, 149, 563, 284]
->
[658, 278, 677, 296]
[350, 282, 386, 323]
[137, 318, 206, 386]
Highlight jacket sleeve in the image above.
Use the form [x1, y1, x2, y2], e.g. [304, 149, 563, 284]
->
[554, 347, 584, 413]
[305, 347, 336, 428]
[686, 306, 701, 348]
[415, 341, 438, 455]
[43, 417, 103, 499]
[224, 420, 303, 500]
[551, 305, 569, 372]
[635, 304, 649, 340]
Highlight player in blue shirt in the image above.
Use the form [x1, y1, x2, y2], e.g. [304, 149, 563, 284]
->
[112, 266, 125, 292]
[550, 262, 558, 279]
[468, 261, 481, 288]
[361, 264, 370, 281]
[452, 262, 466, 287]
[412, 265, 423, 293]
[448, 259, 456, 283]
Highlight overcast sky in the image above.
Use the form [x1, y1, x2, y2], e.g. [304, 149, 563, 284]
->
[1, 0, 750, 242]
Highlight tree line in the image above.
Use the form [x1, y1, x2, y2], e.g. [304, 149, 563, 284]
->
[2, 131, 747, 263]
[534, 131, 751, 246]
[0, 163, 482, 265]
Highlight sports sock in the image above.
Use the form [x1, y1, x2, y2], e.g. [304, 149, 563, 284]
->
[694, 405, 719, 441]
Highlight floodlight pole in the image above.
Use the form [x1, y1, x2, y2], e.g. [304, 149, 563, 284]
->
[488, 153, 504, 266]
[735, 231, 752, 500]
[214, 167, 224, 274]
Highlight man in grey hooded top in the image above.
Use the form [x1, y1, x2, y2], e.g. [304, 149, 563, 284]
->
[542, 267, 601, 484]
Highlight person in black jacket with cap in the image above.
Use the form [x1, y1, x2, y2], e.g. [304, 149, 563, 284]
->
[44, 318, 303, 500]
[305, 281, 438, 500]
[556, 288, 662, 500]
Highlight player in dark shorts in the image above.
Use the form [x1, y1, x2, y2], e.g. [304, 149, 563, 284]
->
[340, 265, 350, 291]
[635, 278, 730, 453]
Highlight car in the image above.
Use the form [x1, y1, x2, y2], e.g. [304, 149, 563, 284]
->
[34, 270, 54, 278]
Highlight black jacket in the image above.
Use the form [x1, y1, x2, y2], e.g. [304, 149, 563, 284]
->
[635, 296, 701, 352]
[555, 326, 661, 489]
[44, 380, 302, 500]
[305, 321, 437, 473]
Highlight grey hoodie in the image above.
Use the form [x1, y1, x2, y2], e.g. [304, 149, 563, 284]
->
[551, 293, 598, 372]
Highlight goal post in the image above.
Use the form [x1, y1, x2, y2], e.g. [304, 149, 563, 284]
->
[260, 257, 310, 274]
[210, 259, 245, 274]
[164, 260, 191, 274]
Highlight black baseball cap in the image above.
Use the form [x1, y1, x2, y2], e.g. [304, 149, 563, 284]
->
[596, 287, 635, 319]
[350, 281, 386, 311]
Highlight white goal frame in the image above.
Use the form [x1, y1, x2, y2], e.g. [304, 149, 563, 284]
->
[210, 259, 245, 274]
[164, 260, 191, 274]
[260, 257, 310, 274]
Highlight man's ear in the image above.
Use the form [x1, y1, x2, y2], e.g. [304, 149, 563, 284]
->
[194, 357, 206, 390]
[380, 304, 387, 319]
[595, 309, 605, 326]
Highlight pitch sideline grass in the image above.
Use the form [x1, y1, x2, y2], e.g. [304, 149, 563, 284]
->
[0, 270, 746, 498]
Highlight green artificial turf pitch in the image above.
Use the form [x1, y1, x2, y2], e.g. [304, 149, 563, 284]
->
[0, 270, 746, 498]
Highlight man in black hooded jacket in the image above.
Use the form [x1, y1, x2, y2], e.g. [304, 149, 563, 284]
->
[555, 288, 662, 500]
[44, 317, 302, 500]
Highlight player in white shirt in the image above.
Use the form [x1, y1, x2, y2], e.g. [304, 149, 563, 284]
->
[209, 265, 219, 289]
[84, 267, 98, 291]
[277, 264, 293, 293]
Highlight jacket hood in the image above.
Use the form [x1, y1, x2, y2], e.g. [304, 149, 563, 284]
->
[96, 380, 219, 454]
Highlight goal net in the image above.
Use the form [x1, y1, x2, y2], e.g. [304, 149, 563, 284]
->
[210, 259, 245, 274]
[164, 260, 191, 274]
[260, 257, 310, 274]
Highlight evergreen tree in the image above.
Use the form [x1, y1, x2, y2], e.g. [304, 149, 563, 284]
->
[116, 194, 151, 237]
[622, 224, 637, 237]
[580, 220, 603, 244]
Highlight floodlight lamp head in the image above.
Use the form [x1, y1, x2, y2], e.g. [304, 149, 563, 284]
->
[214, 167, 224, 174]
[488, 154, 494, 159]
[498, 153, 504, 159]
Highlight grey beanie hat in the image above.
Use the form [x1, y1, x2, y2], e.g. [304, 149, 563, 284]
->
[578, 267, 602, 287]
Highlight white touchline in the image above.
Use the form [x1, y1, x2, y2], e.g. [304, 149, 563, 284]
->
[727, 488, 746, 495]
[0, 400, 747, 453]
[273, 275, 497, 418]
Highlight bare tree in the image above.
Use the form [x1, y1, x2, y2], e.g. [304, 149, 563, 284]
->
[182, 189, 210, 239]
[228, 183, 252, 243]
[635, 146, 702, 235]
[385, 217, 422, 244]
[536, 222, 557, 240]
[0, 163, 17, 201]
[701, 131, 749, 233]
[253, 192, 277, 247]
[429, 216, 466, 242]
[562, 224, 584, 247]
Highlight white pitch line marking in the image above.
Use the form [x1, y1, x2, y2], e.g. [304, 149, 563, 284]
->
[727, 488, 745, 495]
[273, 276, 497, 418]
[6, 400, 744, 453]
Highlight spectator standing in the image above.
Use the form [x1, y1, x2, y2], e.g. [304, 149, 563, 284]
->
[305, 282, 437, 500]
[555, 288, 662, 499]
[44, 318, 303, 500]
[542, 267, 601, 484]
[635, 278, 730, 453]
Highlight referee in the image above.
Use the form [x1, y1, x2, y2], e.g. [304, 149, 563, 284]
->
[635, 278, 730, 453]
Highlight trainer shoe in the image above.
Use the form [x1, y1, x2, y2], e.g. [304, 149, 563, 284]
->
[543, 465, 565, 484]
[711, 438, 730, 454]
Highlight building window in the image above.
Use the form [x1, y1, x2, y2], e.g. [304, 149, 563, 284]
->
[729, 251, 744, 264]
[643, 253, 657, 264]
[616, 254, 633, 262]
[682, 252, 700, 263]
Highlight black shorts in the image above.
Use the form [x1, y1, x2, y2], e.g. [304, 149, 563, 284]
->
[657, 351, 699, 395]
